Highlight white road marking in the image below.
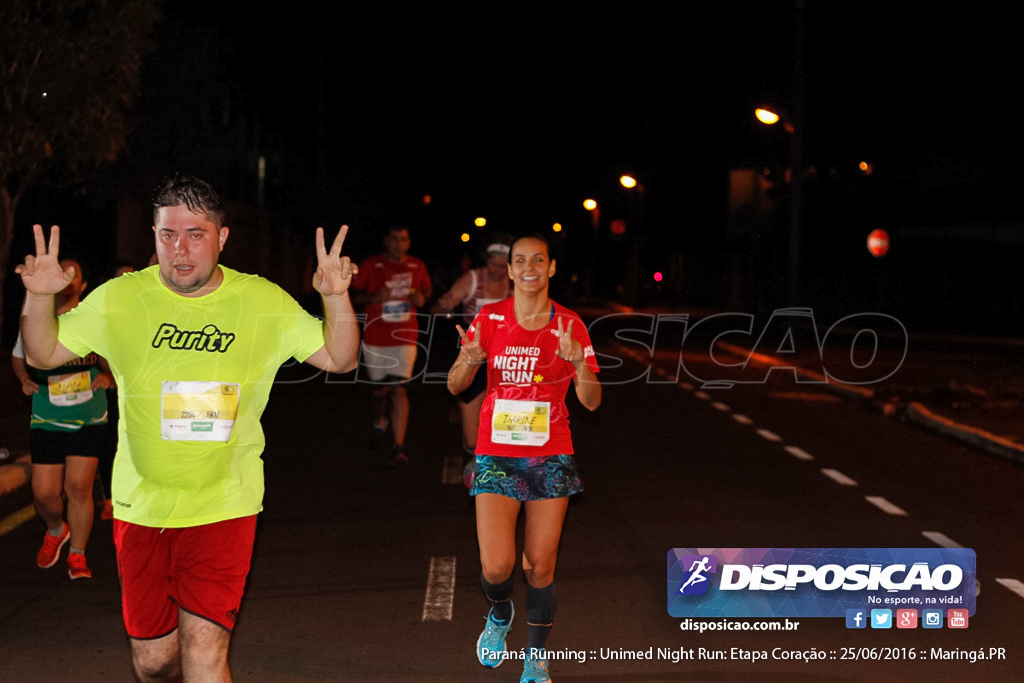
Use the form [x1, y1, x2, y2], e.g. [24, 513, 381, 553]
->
[995, 579, 1024, 601]
[422, 556, 457, 621]
[921, 531, 963, 548]
[756, 428, 781, 442]
[784, 446, 815, 461]
[865, 496, 908, 516]
[732, 414, 752, 425]
[710, 401, 730, 412]
[694, 391, 710, 400]
[821, 468, 857, 486]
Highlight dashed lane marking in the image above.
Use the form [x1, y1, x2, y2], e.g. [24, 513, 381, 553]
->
[995, 579, 1024, 601]
[756, 428, 781, 442]
[865, 496, 908, 516]
[710, 401, 730, 412]
[785, 446, 815, 461]
[921, 531, 963, 548]
[422, 556, 457, 621]
[732, 414, 752, 425]
[821, 468, 857, 486]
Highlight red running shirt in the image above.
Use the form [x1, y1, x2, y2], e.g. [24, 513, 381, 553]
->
[467, 298, 599, 457]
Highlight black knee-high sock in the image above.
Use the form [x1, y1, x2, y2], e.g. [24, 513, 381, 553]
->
[526, 582, 556, 652]
[481, 575, 514, 622]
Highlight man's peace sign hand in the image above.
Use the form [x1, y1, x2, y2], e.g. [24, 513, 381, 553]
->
[15, 224, 75, 296]
[313, 225, 358, 297]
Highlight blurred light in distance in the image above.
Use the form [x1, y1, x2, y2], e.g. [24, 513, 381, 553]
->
[460, 233, 471, 243]
[858, 161, 874, 176]
[867, 229, 889, 257]
[552, 223, 562, 233]
[422, 194, 432, 205]
[619, 175, 637, 189]
[755, 108, 780, 125]
[583, 198, 597, 211]
[474, 217, 487, 227]
[653, 271, 663, 282]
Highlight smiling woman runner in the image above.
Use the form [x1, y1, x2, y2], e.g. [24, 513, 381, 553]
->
[447, 233, 601, 683]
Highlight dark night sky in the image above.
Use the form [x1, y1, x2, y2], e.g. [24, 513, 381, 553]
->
[155, 1, 1022, 276]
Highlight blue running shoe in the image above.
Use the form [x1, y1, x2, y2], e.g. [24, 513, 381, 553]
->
[476, 602, 514, 668]
[521, 651, 551, 682]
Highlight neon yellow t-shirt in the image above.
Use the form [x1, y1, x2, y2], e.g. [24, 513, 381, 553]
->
[57, 266, 326, 528]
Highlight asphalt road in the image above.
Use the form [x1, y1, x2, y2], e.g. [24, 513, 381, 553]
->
[1, 311, 1023, 682]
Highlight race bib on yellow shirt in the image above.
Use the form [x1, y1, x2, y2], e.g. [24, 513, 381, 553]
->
[491, 399, 550, 446]
[48, 371, 93, 407]
[161, 381, 240, 441]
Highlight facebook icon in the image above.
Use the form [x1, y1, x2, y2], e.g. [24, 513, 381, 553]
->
[845, 609, 867, 629]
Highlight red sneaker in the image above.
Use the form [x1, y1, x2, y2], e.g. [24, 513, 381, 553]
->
[67, 552, 92, 580]
[37, 523, 69, 568]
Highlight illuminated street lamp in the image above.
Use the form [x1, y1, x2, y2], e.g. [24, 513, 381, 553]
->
[752, 1, 805, 306]
[618, 173, 645, 306]
[755, 101, 803, 306]
[583, 198, 599, 231]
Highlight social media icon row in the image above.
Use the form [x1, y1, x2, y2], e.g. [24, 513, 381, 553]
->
[845, 608, 968, 629]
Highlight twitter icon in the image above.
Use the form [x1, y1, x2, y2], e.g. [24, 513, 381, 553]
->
[870, 609, 892, 629]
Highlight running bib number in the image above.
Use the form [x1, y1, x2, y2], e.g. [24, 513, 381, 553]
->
[48, 371, 93, 406]
[381, 300, 411, 322]
[491, 399, 550, 446]
[161, 381, 240, 441]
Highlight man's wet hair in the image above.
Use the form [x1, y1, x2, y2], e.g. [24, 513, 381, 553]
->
[152, 174, 226, 227]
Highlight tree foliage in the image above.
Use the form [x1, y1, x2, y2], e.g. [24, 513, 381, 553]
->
[0, 0, 160, 333]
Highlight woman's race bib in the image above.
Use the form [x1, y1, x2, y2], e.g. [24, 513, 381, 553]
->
[491, 399, 550, 446]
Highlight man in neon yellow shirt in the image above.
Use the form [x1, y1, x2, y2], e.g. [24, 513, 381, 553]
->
[16, 175, 360, 683]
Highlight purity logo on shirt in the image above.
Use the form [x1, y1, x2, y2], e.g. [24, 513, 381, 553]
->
[152, 323, 236, 352]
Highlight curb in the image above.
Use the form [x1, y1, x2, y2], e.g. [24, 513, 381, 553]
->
[709, 342, 1022, 464]
[903, 402, 1024, 467]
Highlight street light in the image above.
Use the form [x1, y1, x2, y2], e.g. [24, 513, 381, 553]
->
[751, 0, 806, 307]
[618, 173, 645, 306]
[755, 102, 803, 306]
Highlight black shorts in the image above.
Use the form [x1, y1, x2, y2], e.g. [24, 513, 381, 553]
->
[30, 426, 105, 465]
